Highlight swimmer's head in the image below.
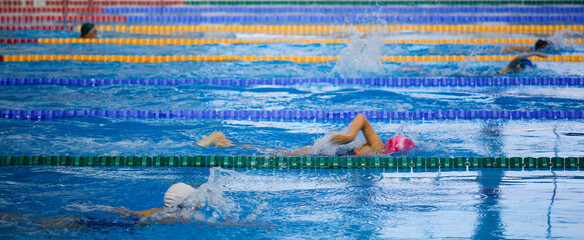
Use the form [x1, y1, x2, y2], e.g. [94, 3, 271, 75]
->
[80, 23, 97, 38]
[517, 58, 535, 70]
[164, 183, 196, 208]
[385, 135, 416, 154]
[534, 39, 551, 50]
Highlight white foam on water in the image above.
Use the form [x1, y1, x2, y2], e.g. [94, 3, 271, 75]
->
[307, 126, 367, 156]
[551, 29, 580, 51]
[65, 204, 118, 213]
[149, 168, 264, 223]
[329, 30, 386, 78]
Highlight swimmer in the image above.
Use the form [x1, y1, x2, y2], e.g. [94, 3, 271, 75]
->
[197, 113, 415, 156]
[0, 182, 197, 230]
[496, 52, 549, 74]
[79, 23, 97, 39]
[119, 182, 197, 218]
[502, 39, 554, 53]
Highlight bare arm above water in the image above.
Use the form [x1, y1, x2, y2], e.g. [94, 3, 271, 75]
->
[331, 114, 384, 155]
[196, 132, 264, 150]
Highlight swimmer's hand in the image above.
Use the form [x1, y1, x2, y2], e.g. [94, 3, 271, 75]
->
[332, 133, 355, 145]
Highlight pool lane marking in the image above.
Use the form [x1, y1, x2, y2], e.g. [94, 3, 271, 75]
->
[1, 54, 582, 62]
[0, 155, 581, 169]
[4, 6, 584, 13]
[1, 0, 184, 6]
[2, 38, 583, 45]
[1, 24, 582, 35]
[1, 109, 583, 121]
[87, 24, 584, 35]
[2, 77, 583, 87]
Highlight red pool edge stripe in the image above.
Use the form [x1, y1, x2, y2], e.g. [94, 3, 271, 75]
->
[1, 1, 186, 6]
[0, 26, 74, 31]
[0, 15, 126, 22]
[0, 38, 38, 44]
[0, 7, 104, 13]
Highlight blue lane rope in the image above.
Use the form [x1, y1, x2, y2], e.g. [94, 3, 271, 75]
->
[105, 6, 584, 14]
[2, 109, 583, 121]
[2, 77, 583, 87]
[125, 15, 583, 23]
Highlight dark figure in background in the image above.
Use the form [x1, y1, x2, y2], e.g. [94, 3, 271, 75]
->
[79, 23, 97, 39]
[502, 39, 554, 53]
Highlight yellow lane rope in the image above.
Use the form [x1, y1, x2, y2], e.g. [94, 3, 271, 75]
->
[36, 38, 584, 45]
[3, 55, 583, 62]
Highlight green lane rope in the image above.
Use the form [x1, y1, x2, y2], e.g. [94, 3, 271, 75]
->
[0, 155, 581, 169]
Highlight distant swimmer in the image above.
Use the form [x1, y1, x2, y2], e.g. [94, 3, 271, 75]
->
[79, 23, 98, 39]
[496, 52, 549, 74]
[502, 39, 554, 53]
[119, 182, 197, 218]
[197, 113, 416, 156]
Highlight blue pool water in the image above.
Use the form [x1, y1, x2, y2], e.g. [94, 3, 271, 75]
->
[1, 167, 583, 239]
[2, 6, 584, 239]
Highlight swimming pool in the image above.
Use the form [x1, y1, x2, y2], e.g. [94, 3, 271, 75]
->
[1, 167, 584, 239]
[1, 0, 584, 238]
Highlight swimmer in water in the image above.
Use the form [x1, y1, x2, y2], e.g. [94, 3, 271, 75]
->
[496, 52, 549, 74]
[197, 113, 415, 156]
[79, 23, 97, 39]
[0, 183, 197, 229]
[502, 39, 554, 53]
[118, 182, 197, 219]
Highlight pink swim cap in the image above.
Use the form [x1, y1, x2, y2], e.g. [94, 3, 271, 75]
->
[385, 135, 416, 154]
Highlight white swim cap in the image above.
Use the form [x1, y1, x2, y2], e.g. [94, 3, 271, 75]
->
[164, 183, 196, 208]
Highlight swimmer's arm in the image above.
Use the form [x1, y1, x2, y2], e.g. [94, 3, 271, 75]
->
[502, 46, 533, 53]
[497, 52, 549, 74]
[332, 114, 383, 150]
[115, 207, 162, 218]
[197, 132, 263, 150]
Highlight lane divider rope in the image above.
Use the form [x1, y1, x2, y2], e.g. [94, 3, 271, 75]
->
[88, 24, 584, 35]
[121, 15, 584, 24]
[3, 38, 583, 45]
[3, 0, 584, 6]
[0, 15, 126, 23]
[4, 6, 584, 13]
[2, 25, 581, 34]
[0, 7, 104, 13]
[2, 15, 581, 24]
[0, 26, 73, 31]
[2, 77, 583, 87]
[182, 0, 584, 6]
[1, 1, 185, 6]
[1, 109, 583, 121]
[0, 155, 581, 169]
[103, 6, 584, 14]
[1, 54, 582, 62]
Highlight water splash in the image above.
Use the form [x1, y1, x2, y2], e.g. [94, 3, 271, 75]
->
[149, 167, 265, 224]
[65, 204, 118, 213]
[307, 126, 367, 156]
[550, 29, 580, 51]
[329, 30, 385, 78]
